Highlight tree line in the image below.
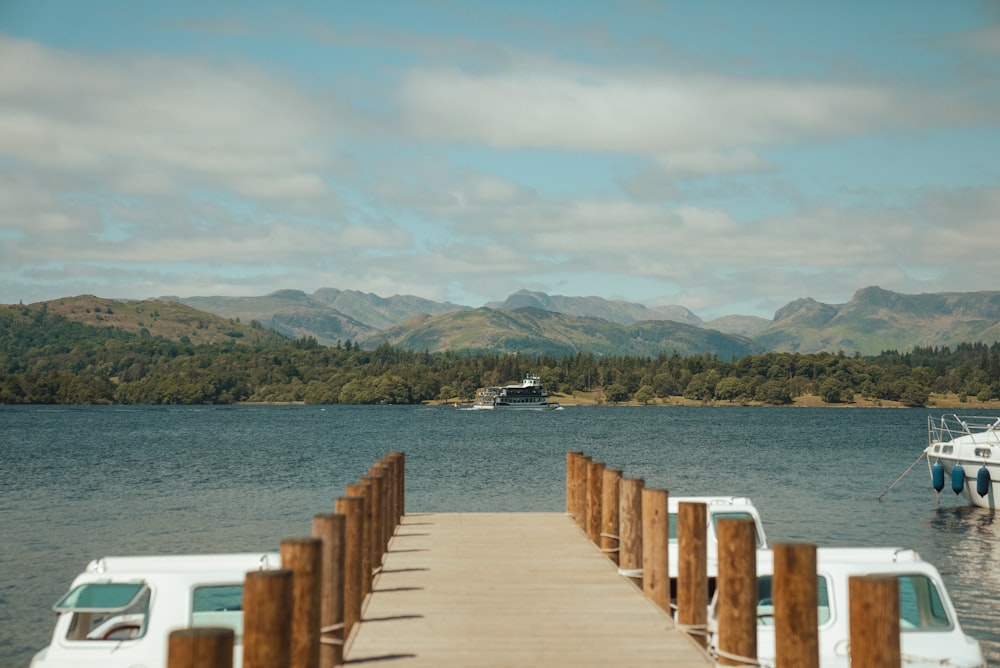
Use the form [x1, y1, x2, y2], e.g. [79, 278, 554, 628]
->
[2, 303, 1000, 406]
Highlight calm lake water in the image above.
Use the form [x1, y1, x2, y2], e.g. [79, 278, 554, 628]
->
[2, 405, 998, 665]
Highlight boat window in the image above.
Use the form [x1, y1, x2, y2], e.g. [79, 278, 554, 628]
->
[942, 446, 954, 455]
[898, 575, 950, 630]
[711, 512, 766, 548]
[191, 584, 245, 637]
[974, 448, 992, 458]
[755, 576, 831, 626]
[57, 583, 150, 641]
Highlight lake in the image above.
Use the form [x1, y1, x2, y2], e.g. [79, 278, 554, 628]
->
[2, 404, 997, 665]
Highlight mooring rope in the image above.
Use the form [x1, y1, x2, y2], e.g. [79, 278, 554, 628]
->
[708, 646, 762, 666]
[877, 451, 928, 501]
[617, 567, 643, 578]
[319, 622, 345, 646]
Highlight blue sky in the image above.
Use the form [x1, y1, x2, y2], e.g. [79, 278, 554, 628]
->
[1, 1, 998, 319]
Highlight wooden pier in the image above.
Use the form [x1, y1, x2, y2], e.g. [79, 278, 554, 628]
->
[344, 512, 710, 667]
[168, 450, 905, 668]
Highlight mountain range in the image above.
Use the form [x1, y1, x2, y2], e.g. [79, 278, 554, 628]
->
[137, 285, 1000, 358]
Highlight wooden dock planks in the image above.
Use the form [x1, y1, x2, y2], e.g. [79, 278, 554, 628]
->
[344, 512, 711, 667]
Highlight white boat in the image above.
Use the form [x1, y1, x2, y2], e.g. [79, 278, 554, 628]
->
[707, 547, 985, 668]
[925, 414, 1000, 508]
[470, 375, 561, 410]
[31, 552, 281, 668]
[667, 496, 767, 584]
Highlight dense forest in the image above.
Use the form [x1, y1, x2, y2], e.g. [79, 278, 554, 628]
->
[2, 303, 1000, 406]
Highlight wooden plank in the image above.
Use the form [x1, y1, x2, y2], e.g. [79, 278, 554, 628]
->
[345, 513, 710, 667]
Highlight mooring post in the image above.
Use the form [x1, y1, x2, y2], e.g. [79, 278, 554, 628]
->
[677, 501, 708, 646]
[716, 517, 757, 667]
[641, 487, 670, 612]
[774, 542, 819, 668]
[566, 451, 582, 516]
[586, 460, 605, 544]
[849, 575, 901, 668]
[618, 476, 645, 587]
[311, 513, 346, 668]
[167, 627, 234, 668]
[243, 569, 293, 668]
[390, 451, 405, 523]
[345, 483, 372, 599]
[362, 473, 384, 574]
[600, 467, 622, 564]
[574, 454, 592, 530]
[280, 536, 322, 668]
[334, 495, 364, 642]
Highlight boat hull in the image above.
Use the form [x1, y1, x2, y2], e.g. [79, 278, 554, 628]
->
[925, 415, 1000, 509]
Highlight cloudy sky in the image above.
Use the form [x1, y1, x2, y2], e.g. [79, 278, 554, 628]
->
[1, 1, 998, 319]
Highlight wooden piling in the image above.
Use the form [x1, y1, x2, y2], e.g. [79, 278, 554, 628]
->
[773, 543, 819, 668]
[566, 451, 582, 516]
[574, 454, 592, 530]
[716, 517, 757, 667]
[677, 501, 708, 647]
[848, 575, 901, 668]
[243, 569, 293, 668]
[586, 460, 605, 544]
[390, 451, 405, 523]
[618, 476, 645, 587]
[311, 513, 346, 668]
[641, 488, 670, 612]
[363, 473, 384, 575]
[335, 495, 364, 642]
[281, 536, 323, 668]
[345, 483, 372, 599]
[167, 627, 233, 668]
[600, 467, 622, 564]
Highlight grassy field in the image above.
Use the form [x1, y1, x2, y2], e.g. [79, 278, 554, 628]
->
[549, 391, 1000, 410]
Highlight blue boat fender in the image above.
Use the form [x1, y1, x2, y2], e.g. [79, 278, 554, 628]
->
[977, 466, 991, 498]
[952, 465, 965, 494]
[931, 462, 945, 493]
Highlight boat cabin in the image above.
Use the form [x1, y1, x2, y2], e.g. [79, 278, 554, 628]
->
[707, 547, 985, 668]
[31, 552, 280, 668]
[667, 495, 768, 583]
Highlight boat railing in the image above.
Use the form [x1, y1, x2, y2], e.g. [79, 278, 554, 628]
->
[928, 414, 1000, 445]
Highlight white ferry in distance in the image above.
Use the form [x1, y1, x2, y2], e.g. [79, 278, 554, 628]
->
[471, 375, 562, 410]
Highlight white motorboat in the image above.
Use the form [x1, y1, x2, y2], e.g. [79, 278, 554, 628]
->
[31, 552, 281, 668]
[667, 496, 767, 585]
[470, 374, 561, 410]
[707, 547, 985, 667]
[925, 414, 1000, 508]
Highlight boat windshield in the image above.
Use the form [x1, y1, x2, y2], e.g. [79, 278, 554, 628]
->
[55, 583, 150, 641]
[191, 584, 246, 637]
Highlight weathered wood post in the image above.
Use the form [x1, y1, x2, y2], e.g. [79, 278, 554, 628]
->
[390, 451, 405, 524]
[167, 627, 233, 668]
[618, 476, 645, 587]
[362, 473, 384, 575]
[716, 517, 757, 667]
[566, 451, 582, 517]
[677, 501, 708, 647]
[586, 460, 605, 544]
[774, 542, 819, 668]
[243, 569, 293, 668]
[312, 513, 346, 668]
[334, 495, 364, 642]
[641, 487, 670, 612]
[600, 467, 622, 564]
[849, 575, 901, 668]
[574, 454, 592, 530]
[345, 483, 372, 598]
[280, 536, 322, 668]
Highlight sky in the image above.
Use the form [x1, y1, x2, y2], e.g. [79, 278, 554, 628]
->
[1, 1, 998, 320]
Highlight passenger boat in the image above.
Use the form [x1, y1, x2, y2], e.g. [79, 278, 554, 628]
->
[707, 547, 986, 668]
[925, 414, 1000, 508]
[471, 375, 561, 410]
[31, 552, 281, 668]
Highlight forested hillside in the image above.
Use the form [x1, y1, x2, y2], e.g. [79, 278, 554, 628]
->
[3, 302, 1000, 407]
